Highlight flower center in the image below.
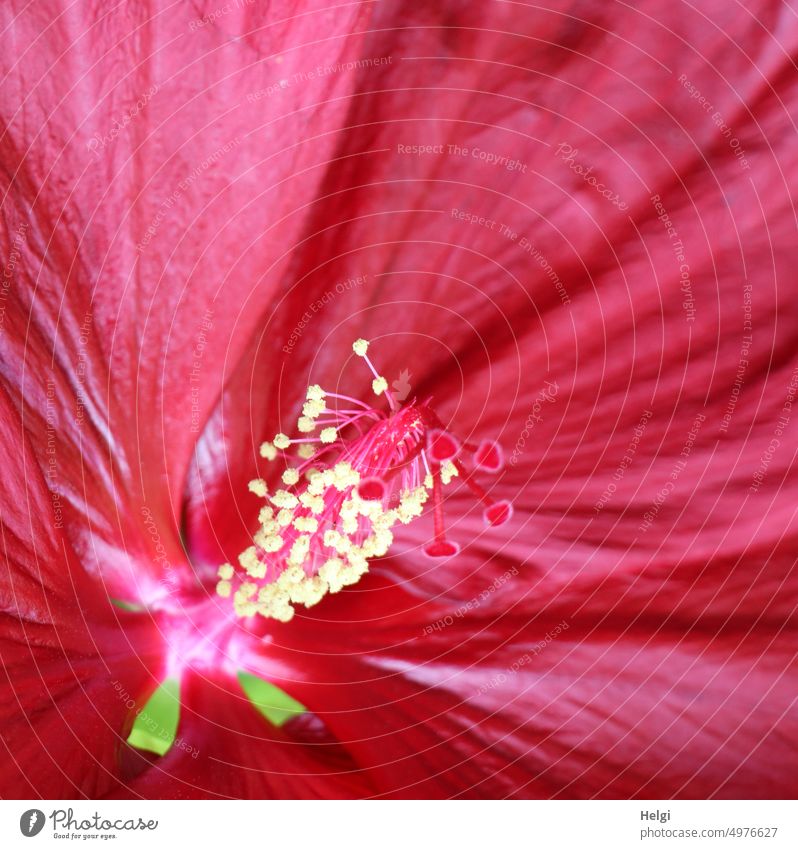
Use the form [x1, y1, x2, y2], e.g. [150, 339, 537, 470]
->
[216, 339, 512, 621]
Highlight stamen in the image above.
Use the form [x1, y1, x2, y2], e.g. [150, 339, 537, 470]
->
[219, 338, 511, 620]
[354, 338, 397, 411]
[423, 464, 460, 559]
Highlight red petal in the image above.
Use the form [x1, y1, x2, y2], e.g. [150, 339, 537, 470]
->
[0, 386, 164, 797]
[5, 0, 797, 801]
[0, 0, 377, 596]
[258, 579, 798, 798]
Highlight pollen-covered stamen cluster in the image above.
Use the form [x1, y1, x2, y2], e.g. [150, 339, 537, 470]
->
[217, 338, 512, 622]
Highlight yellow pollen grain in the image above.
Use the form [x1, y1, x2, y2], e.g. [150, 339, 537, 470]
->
[277, 564, 306, 588]
[318, 558, 347, 593]
[273, 433, 291, 450]
[260, 441, 277, 461]
[352, 338, 369, 357]
[261, 534, 284, 553]
[340, 564, 367, 587]
[297, 444, 315, 459]
[238, 546, 267, 579]
[271, 489, 299, 509]
[323, 528, 352, 555]
[373, 509, 398, 530]
[240, 582, 257, 598]
[306, 384, 326, 402]
[372, 376, 388, 396]
[293, 515, 319, 533]
[320, 426, 338, 444]
[288, 535, 311, 568]
[302, 399, 325, 419]
[441, 460, 459, 485]
[277, 508, 294, 526]
[233, 586, 258, 616]
[297, 416, 316, 433]
[291, 575, 327, 608]
[340, 498, 359, 518]
[271, 606, 295, 623]
[362, 530, 393, 558]
[248, 478, 268, 497]
[218, 562, 234, 580]
[333, 462, 360, 490]
[216, 580, 232, 598]
[397, 487, 428, 523]
[307, 495, 325, 514]
[282, 468, 300, 486]
[258, 505, 275, 524]
[357, 498, 381, 518]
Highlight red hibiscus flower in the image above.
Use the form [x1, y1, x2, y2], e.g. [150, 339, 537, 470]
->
[2, 0, 797, 800]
